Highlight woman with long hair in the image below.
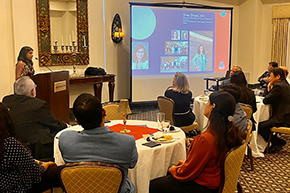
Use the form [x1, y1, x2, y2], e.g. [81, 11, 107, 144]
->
[132, 44, 149, 70]
[15, 46, 35, 80]
[230, 70, 257, 130]
[165, 72, 195, 127]
[150, 91, 244, 193]
[0, 102, 63, 192]
[171, 30, 179, 40]
[192, 45, 207, 71]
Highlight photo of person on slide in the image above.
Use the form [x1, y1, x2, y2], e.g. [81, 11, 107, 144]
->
[171, 30, 180, 40]
[132, 43, 149, 70]
[181, 31, 188, 40]
[192, 45, 207, 71]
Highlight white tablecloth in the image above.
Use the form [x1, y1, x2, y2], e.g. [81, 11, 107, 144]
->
[193, 95, 270, 157]
[54, 120, 186, 193]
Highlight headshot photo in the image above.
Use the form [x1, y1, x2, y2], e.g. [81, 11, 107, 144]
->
[192, 45, 207, 71]
[171, 30, 180, 40]
[181, 31, 188, 40]
[132, 42, 149, 70]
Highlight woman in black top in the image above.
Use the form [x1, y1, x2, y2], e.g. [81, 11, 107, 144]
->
[230, 71, 257, 130]
[0, 102, 63, 192]
[165, 72, 195, 127]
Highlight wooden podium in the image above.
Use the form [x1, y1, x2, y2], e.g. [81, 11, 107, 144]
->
[32, 71, 70, 123]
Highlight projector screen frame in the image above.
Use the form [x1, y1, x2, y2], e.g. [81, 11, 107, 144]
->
[129, 2, 233, 102]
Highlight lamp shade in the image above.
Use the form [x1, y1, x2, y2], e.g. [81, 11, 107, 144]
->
[116, 99, 132, 115]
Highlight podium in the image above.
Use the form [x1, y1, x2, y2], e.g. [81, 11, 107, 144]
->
[32, 71, 70, 123]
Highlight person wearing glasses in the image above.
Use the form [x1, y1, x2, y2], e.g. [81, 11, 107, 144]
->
[2, 76, 67, 160]
[132, 44, 149, 70]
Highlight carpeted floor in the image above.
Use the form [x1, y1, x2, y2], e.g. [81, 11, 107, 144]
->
[128, 109, 290, 193]
[240, 134, 290, 193]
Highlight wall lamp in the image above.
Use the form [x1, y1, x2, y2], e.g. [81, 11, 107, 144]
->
[111, 13, 124, 43]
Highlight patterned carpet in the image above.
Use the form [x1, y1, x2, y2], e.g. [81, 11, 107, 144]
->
[128, 110, 290, 193]
[240, 134, 290, 193]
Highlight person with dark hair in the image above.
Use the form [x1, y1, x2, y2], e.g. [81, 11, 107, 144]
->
[165, 72, 195, 127]
[258, 61, 278, 89]
[132, 44, 149, 69]
[59, 93, 138, 193]
[220, 83, 248, 133]
[279, 66, 290, 84]
[0, 102, 64, 192]
[149, 91, 244, 193]
[259, 67, 290, 152]
[230, 71, 257, 130]
[2, 76, 67, 160]
[15, 46, 35, 80]
[192, 45, 207, 71]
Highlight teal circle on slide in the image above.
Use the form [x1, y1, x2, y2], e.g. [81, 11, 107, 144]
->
[132, 8, 156, 40]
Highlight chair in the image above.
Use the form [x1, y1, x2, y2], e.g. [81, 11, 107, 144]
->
[239, 103, 253, 120]
[103, 102, 124, 121]
[244, 121, 253, 170]
[157, 96, 199, 132]
[218, 142, 247, 193]
[266, 126, 290, 153]
[157, 96, 175, 125]
[60, 162, 124, 193]
[240, 103, 254, 170]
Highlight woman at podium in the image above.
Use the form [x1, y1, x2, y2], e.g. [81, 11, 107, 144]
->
[15, 46, 35, 80]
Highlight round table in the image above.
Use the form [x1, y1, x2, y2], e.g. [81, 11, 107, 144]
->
[54, 120, 186, 193]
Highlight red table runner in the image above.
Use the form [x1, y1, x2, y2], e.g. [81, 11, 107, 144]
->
[108, 124, 158, 140]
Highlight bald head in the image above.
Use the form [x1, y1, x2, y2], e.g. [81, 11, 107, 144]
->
[279, 66, 288, 78]
[14, 76, 36, 97]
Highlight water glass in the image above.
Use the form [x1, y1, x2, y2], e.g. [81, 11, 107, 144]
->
[162, 120, 170, 134]
[157, 112, 165, 130]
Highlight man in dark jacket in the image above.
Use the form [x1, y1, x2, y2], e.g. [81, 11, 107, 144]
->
[2, 76, 67, 160]
[258, 67, 290, 152]
[258, 61, 278, 89]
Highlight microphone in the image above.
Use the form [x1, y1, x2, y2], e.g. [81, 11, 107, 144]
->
[35, 57, 53, 72]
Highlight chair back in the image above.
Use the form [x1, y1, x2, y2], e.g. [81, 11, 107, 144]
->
[219, 142, 247, 193]
[157, 96, 175, 125]
[60, 162, 124, 193]
[103, 102, 124, 121]
[240, 103, 253, 120]
[245, 121, 253, 143]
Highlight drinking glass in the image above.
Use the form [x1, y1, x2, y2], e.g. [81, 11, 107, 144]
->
[162, 120, 170, 134]
[157, 112, 165, 130]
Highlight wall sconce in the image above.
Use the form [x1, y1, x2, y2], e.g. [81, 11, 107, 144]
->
[111, 13, 124, 44]
[114, 28, 125, 38]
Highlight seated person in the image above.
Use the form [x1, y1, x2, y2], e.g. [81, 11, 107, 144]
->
[59, 93, 138, 193]
[165, 72, 195, 127]
[149, 91, 244, 193]
[220, 65, 242, 86]
[230, 70, 257, 131]
[279, 66, 290, 84]
[2, 76, 67, 160]
[258, 61, 278, 89]
[220, 83, 248, 133]
[0, 102, 64, 193]
[258, 67, 290, 152]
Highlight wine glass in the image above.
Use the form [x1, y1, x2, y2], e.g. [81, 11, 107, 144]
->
[157, 112, 165, 131]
